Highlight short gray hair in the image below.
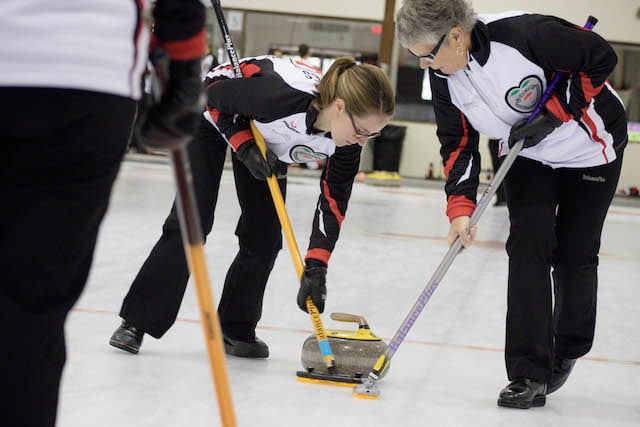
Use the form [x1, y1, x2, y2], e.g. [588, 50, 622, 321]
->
[396, 0, 477, 47]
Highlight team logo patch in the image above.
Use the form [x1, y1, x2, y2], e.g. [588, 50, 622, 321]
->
[505, 75, 543, 113]
[283, 120, 300, 133]
[289, 145, 328, 163]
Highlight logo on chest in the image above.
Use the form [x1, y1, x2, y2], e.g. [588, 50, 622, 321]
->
[505, 75, 543, 113]
[283, 120, 301, 134]
[289, 145, 328, 163]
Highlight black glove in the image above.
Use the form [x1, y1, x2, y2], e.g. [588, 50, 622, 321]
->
[142, 56, 205, 150]
[508, 110, 562, 149]
[236, 140, 287, 180]
[297, 260, 327, 313]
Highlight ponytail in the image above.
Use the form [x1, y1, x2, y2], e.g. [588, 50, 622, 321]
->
[314, 56, 395, 117]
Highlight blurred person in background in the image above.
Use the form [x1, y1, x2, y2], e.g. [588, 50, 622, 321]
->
[0, 1, 205, 425]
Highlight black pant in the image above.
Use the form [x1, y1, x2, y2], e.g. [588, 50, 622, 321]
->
[120, 120, 286, 341]
[0, 88, 134, 427]
[503, 151, 624, 382]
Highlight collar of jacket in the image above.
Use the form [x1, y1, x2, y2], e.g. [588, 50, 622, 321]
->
[305, 101, 330, 137]
[305, 101, 318, 134]
[433, 19, 490, 78]
[469, 19, 490, 66]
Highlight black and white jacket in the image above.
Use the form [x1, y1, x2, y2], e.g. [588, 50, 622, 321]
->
[0, 0, 205, 100]
[430, 12, 627, 221]
[204, 56, 361, 266]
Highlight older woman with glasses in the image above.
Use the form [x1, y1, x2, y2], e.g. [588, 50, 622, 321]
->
[397, 0, 627, 410]
[108, 55, 395, 360]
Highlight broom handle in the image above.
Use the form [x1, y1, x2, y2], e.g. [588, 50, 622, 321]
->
[170, 148, 237, 426]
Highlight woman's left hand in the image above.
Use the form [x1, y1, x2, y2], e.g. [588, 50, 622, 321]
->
[447, 215, 477, 250]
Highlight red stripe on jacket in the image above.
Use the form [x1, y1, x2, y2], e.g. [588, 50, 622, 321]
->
[580, 109, 610, 163]
[157, 29, 206, 61]
[305, 249, 331, 267]
[446, 195, 476, 223]
[292, 60, 322, 75]
[206, 105, 220, 122]
[443, 112, 469, 180]
[241, 63, 261, 77]
[545, 94, 574, 123]
[216, 63, 262, 77]
[321, 159, 345, 226]
[229, 129, 254, 151]
[578, 72, 605, 103]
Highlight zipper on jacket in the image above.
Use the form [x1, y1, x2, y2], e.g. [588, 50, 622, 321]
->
[462, 69, 500, 111]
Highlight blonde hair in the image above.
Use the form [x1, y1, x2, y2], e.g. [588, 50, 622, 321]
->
[314, 56, 395, 117]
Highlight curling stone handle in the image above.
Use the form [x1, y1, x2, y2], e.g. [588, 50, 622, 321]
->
[330, 313, 369, 329]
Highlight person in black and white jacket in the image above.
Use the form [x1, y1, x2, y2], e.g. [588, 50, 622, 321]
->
[396, 0, 627, 410]
[0, 1, 206, 425]
[109, 55, 395, 359]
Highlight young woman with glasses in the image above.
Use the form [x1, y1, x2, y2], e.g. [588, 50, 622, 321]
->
[109, 55, 395, 359]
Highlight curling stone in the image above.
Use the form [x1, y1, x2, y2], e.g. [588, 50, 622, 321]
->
[297, 313, 389, 384]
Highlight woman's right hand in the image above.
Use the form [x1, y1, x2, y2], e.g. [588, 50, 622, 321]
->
[236, 140, 287, 180]
[447, 215, 476, 250]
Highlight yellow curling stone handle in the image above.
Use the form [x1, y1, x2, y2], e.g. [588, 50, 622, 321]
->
[326, 313, 381, 341]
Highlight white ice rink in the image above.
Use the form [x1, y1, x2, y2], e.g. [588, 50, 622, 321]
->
[57, 159, 640, 427]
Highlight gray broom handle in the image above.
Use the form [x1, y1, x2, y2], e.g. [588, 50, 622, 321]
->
[384, 140, 523, 356]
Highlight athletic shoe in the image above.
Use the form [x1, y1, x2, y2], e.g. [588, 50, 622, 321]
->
[109, 321, 144, 354]
[223, 335, 269, 358]
[498, 378, 547, 409]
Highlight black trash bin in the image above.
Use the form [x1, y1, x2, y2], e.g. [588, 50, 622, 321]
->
[372, 124, 407, 172]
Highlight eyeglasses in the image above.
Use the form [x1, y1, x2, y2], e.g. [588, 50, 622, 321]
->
[347, 112, 381, 139]
[408, 33, 447, 65]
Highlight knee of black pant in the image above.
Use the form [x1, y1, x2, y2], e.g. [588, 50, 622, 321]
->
[506, 204, 557, 262]
[162, 203, 180, 233]
[235, 220, 282, 262]
[237, 237, 282, 265]
[553, 255, 599, 270]
[551, 262, 598, 358]
[552, 261, 598, 283]
[553, 243, 600, 267]
[162, 202, 215, 239]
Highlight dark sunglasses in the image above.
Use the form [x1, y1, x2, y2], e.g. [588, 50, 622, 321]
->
[408, 33, 447, 63]
[347, 112, 380, 138]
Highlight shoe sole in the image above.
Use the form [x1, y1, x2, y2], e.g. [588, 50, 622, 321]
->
[497, 395, 546, 409]
[109, 338, 140, 355]
[223, 341, 269, 358]
[224, 345, 268, 358]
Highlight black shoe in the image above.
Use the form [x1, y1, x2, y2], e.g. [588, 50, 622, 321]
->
[497, 378, 547, 409]
[109, 321, 144, 354]
[547, 356, 576, 394]
[223, 335, 269, 358]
